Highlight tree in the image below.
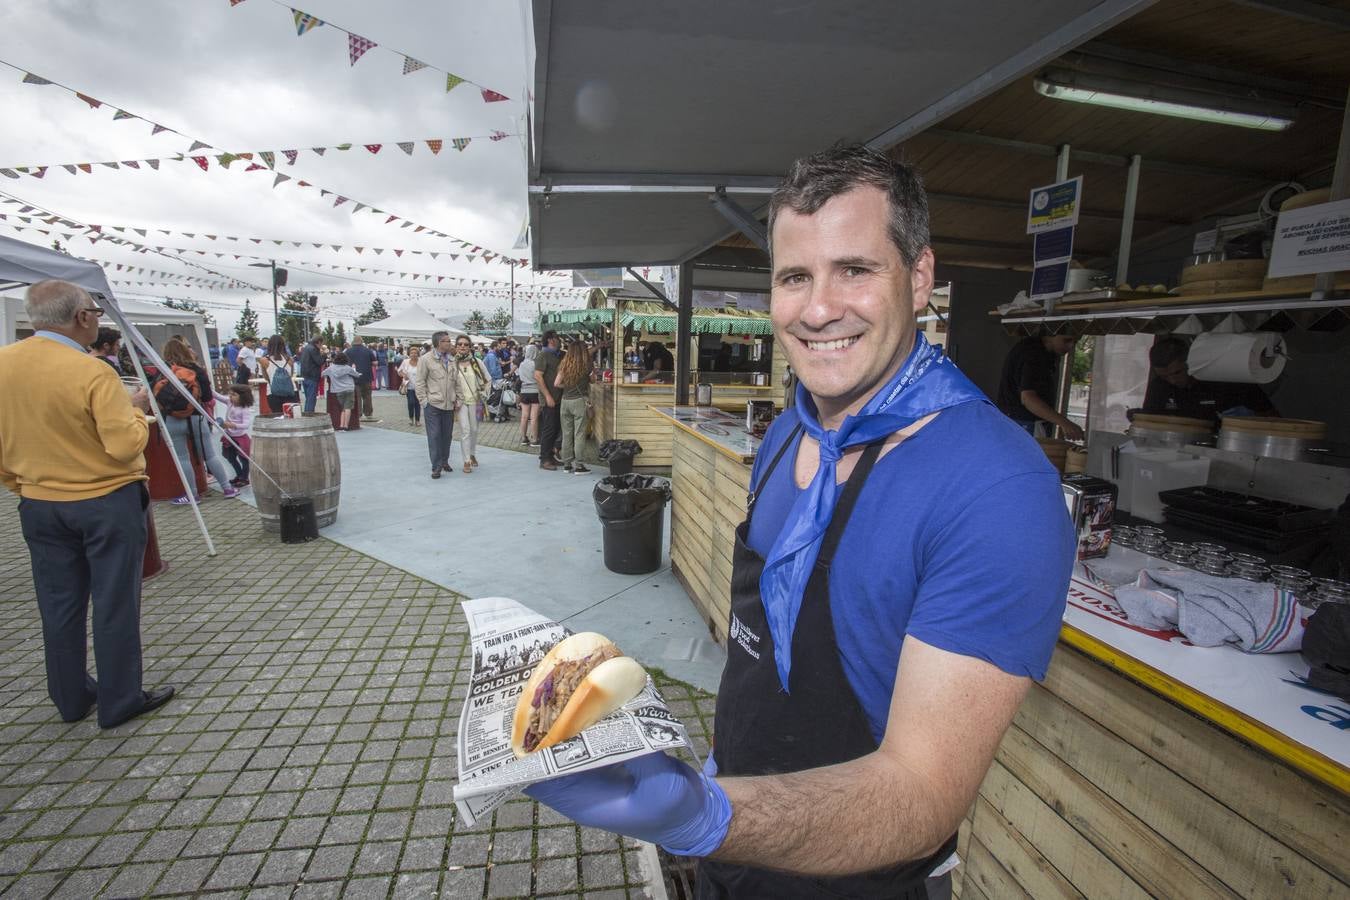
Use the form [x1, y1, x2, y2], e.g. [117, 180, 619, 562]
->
[277, 291, 313, 351]
[1072, 336, 1094, 384]
[334, 321, 347, 347]
[51, 239, 66, 254]
[321, 321, 335, 346]
[487, 307, 512, 333]
[354, 297, 389, 328]
[163, 298, 214, 324]
[463, 309, 487, 334]
[235, 299, 260, 340]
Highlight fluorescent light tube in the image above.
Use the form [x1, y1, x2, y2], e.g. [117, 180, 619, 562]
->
[1034, 72, 1295, 132]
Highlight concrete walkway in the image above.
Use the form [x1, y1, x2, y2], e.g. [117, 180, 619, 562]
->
[272, 402, 724, 694]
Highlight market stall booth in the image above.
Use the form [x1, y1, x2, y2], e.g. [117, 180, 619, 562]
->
[527, 1, 1349, 895]
[541, 282, 784, 469]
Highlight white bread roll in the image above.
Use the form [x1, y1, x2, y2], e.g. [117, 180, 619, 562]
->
[511, 633, 648, 757]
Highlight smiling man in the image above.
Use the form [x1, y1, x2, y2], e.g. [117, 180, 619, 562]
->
[526, 146, 1075, 898]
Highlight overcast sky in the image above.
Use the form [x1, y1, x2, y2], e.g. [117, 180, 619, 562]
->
[0, 0, 584, 335]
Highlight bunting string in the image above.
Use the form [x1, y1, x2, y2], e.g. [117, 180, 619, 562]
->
[0, 133, 517, 179]
[244, 1, 512, 103]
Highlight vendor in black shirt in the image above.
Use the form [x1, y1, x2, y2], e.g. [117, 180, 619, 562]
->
[641, 340, 675, 383]
[996, 333, 1084, 440]
[1142, 336, 1277, 422]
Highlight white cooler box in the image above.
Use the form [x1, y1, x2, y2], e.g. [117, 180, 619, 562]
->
[1119, 448, 1211, 523]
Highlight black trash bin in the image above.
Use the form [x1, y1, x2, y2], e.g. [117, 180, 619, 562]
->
[593, 474, 671, 574]
[598, 439, 643, 476]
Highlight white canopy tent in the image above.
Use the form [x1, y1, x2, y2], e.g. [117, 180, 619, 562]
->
[0, 234, 221, 553]
[353, 303, 464, 341]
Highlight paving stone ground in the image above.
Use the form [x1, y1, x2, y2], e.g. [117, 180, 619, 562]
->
[0, 486, 715, 898]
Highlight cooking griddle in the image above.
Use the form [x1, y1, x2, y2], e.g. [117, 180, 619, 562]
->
[1158, 486, 1334, 533]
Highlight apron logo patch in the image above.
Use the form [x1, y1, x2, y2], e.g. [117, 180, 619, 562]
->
[729, 613, 761, 660]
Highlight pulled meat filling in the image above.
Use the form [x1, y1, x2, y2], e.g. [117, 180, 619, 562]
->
[523, 645, 623, 751]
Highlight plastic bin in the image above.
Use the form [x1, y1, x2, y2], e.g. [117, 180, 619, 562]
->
[593, 474, 671, 574]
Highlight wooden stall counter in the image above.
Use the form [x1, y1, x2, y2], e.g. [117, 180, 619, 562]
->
[650, 405, 761, 641]
[956, 551, 1349, 899]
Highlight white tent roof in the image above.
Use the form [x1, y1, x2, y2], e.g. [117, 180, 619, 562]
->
[355, 303, 464, 340]
[0, 234, 114, 297]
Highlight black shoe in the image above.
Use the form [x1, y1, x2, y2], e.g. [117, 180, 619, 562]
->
[563, 463, 574, 472]
[572, 464, 590, 475]
[100, 686, 174, 729]
[431, 467, 442, 479]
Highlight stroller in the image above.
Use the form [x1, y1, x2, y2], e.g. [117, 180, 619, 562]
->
[486, 375, 519, 422]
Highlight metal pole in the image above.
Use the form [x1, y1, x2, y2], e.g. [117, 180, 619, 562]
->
[1116, 154, 1142, 287]
[1314, 86, 1350, 298]
[1056, 143, 1071, 181]
[1052, 143, 1075, 430]
[270, 260, 279, 335]
[675, 261, 693, 406]
[510, 265, 516, 334]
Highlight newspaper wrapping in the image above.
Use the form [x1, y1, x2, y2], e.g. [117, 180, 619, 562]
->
[452, 597, 694, 826]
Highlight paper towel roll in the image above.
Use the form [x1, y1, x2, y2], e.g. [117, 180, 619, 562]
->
[1187, 332, 1286, 384]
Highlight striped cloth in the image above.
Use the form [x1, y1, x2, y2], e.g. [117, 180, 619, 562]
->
[1116, 569, 1305, 653]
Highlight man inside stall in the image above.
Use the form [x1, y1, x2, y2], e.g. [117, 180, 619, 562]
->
[995, 331, 1084, 440]
[641, 339, 675, 383]
[1142, 336, 1278, 421]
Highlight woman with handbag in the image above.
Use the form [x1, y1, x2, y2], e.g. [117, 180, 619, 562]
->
[398, 346, 422, 426]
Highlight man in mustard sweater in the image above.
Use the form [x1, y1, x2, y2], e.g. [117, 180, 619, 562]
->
[0, 280, 175, 728]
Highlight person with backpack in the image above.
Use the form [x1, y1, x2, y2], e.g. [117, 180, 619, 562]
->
[259, 334, 297, 416]
[153, 337, 238, 503]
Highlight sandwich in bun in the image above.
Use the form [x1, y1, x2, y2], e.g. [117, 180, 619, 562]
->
[511, 632, 647, 757]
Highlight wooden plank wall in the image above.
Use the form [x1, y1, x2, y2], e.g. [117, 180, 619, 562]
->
[614, 388, 678, 469]
[956, 644, 1349, 898]
[668, 428, 749, 643]
[589, 382, 613, 443]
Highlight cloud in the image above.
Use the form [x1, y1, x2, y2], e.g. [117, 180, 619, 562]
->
[0, 0, 575, 336]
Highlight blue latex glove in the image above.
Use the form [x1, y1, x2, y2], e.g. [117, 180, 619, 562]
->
[525, 751, 731, 857]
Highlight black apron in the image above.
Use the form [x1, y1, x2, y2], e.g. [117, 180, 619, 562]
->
[698, 425, 957, 899]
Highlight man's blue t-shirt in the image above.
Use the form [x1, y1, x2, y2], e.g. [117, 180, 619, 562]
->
[225, 344, 239, 369]
[347, 344, 375, 381]
[747, 400, 1074, 743]
[484, 353, 503, 380]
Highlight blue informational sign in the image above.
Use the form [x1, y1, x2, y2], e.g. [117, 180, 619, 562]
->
[1030, 262, 1070, 301]
[1027, 176, 1083, 235]
[1034, 226, 1075, 265]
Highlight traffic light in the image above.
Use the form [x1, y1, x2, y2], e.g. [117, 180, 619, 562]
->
[273, 267, 288, 288]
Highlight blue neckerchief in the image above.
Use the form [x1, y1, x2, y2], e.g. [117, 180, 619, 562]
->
[759, 333, 989, 691]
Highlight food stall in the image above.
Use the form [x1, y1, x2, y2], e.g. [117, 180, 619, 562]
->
[541, 286, 786, 470]
[526, 2, 1349, 895]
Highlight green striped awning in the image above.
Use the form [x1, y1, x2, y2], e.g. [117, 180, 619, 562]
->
[618, 311, 774, 335]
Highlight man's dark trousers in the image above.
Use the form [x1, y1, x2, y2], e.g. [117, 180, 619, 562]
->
[18, 482, 148, 727]
[539, 402, 561, 464]
[424, 404, 455, 470]
[357, 381, 374, 418]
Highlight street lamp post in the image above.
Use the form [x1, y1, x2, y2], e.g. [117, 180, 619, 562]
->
[248, 260, 280, 333]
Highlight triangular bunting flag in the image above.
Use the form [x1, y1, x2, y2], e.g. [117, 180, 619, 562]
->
[283, 149, 298, 165]
[425, 139, 442, 155]
[191, 156, 209, 171]
[354, 247, 364, 254]
[77, 163, 92, 174]
[0, 169, 17, 179]
[230, 0, 247, 6]
[259, 151, 275, 169]
[216, 153, 240, 168]
[335, 143, 352, 151]
[274, 173, 291, 187]
[386, 215, 399, 223]
[452, 138, 471, 152]
[334, 196, 348, 207]
[311, 147, 326, 156]
[397, 142, 414, 155]
[490, 130, 509, 142]
[146, 159, 160, 170]
[348, 34, 377, 65]
[353, 203, 366, 213]
[244, 163, 266, 171]
[62, 164, 77, 175]
[113, 110, 135, 120]
[21, 73, 52, 85]
[100, 162, 120, 169]
[364, 144, 382, 154]
[75, 93, 102, 109]
[122, 160, 140, 169]
[444, 73, 465, 93]
[151, 124, 169, 135]
[402, 56, 427, 75]
[394, 249, 403, 257]
[293, 9, 324, 35]
[481, 89, 509, 103]
[188, 140, 210, 152]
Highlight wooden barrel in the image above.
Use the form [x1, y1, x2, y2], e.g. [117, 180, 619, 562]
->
[251, 416, 341, 532]
[1037, 437, 1070, 472]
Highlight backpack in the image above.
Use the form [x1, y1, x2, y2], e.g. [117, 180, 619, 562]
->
[154, 364, 203, 419]
[268, 358, 296, 398]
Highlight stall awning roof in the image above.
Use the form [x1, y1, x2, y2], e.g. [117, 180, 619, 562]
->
[354, 303, 464, 340]
[528, 0, 1150, 269]
[540, 302, 773, 335]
